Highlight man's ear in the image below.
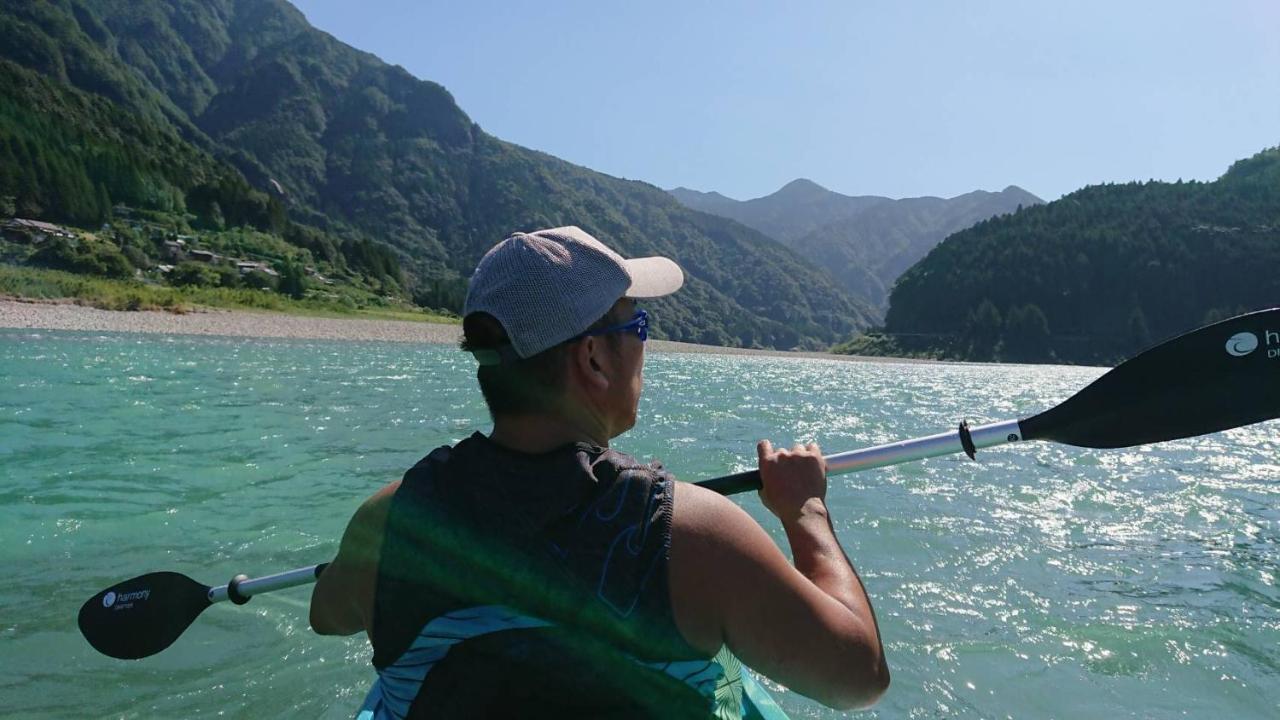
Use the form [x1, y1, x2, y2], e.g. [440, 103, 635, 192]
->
[570, 337, 610, 391]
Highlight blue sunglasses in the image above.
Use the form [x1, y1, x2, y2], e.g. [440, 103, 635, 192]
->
[572, 309, 649, 343]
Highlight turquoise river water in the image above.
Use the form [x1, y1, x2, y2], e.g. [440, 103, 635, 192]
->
[2, 329, 1277, 718]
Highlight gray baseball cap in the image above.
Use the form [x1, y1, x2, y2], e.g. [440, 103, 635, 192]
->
[463, 226, 684, 359]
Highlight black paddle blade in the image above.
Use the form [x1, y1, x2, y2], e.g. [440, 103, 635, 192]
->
[78, 571, 212, 660]
[1020, 308, 1280, 448]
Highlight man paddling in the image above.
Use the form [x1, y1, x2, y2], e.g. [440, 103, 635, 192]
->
[310, 226, 889, 718]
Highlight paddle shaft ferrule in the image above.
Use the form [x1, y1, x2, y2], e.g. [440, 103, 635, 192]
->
[826, 418, 1023, 475]
[207, 563, 329, 605]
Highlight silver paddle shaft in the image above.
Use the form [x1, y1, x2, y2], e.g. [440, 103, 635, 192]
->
[825, 419, 1024, 476]
[208, 564, 326, 604]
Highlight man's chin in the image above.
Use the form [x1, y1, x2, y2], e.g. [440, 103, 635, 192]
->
[614, 414, 638, 438]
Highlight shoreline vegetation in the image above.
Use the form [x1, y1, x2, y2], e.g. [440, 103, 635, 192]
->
[0, 264, 456, 323]
[0, 295, 936, 364]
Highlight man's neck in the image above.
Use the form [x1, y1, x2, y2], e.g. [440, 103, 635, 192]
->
[489, 413, 610, 454]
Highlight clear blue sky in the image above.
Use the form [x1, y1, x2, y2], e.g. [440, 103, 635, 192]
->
[291, 0, 1278, 201]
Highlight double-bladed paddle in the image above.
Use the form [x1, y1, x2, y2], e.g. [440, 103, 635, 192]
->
[79, 307, 1280, 659]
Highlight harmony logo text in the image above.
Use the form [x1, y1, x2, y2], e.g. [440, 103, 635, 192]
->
[1226, 331, 1279, 358]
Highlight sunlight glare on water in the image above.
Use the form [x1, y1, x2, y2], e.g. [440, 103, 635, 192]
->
[2, 331, 1277, 718]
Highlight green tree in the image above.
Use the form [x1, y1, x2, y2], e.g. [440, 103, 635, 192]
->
[215, 264, 242, 289]
[964, 299, 1004, 358]
[276, 260, 308, 299]
[121, 244, 151, 270]
[1127, 306, 1152, 352]
[29, 237, 132, 279]
[203, 201, 224, 230]
[94, 181, 111, 223]
[242, 269, 277, 291]
[1004, 304, 1051, 362]
[169, 261, 221, 287]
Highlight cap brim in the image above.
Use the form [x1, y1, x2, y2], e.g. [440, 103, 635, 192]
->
[622, 256, 684, 298]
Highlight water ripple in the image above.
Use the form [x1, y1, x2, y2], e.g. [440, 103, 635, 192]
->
[2, 332, 1277, 718]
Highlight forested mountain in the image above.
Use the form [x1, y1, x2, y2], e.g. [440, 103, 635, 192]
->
[872, 148, 1280, 364]
[670, 180, 1042, 314]
[0, 0, 879, 349]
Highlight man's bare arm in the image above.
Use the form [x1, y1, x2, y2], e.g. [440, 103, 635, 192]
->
[309, 480, 398, 637]
[669, 442, 889, 710]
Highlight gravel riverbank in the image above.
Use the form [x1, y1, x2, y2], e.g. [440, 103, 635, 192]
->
[0, 298, 922, 363]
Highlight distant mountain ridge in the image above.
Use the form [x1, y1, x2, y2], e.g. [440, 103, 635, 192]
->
[0, 0, 882, 349]
[670, 179, 891, 244]
[669, 180, 1043, 314]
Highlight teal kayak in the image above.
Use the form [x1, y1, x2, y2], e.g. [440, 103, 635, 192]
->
[353, 608, 789, 720]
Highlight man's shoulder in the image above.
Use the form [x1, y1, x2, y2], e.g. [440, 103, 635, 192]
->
[407, 433, 485, 470]
[353, 478, 402, 526]
[668, 480, 790, 576]
[669, 479, 754, 533]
